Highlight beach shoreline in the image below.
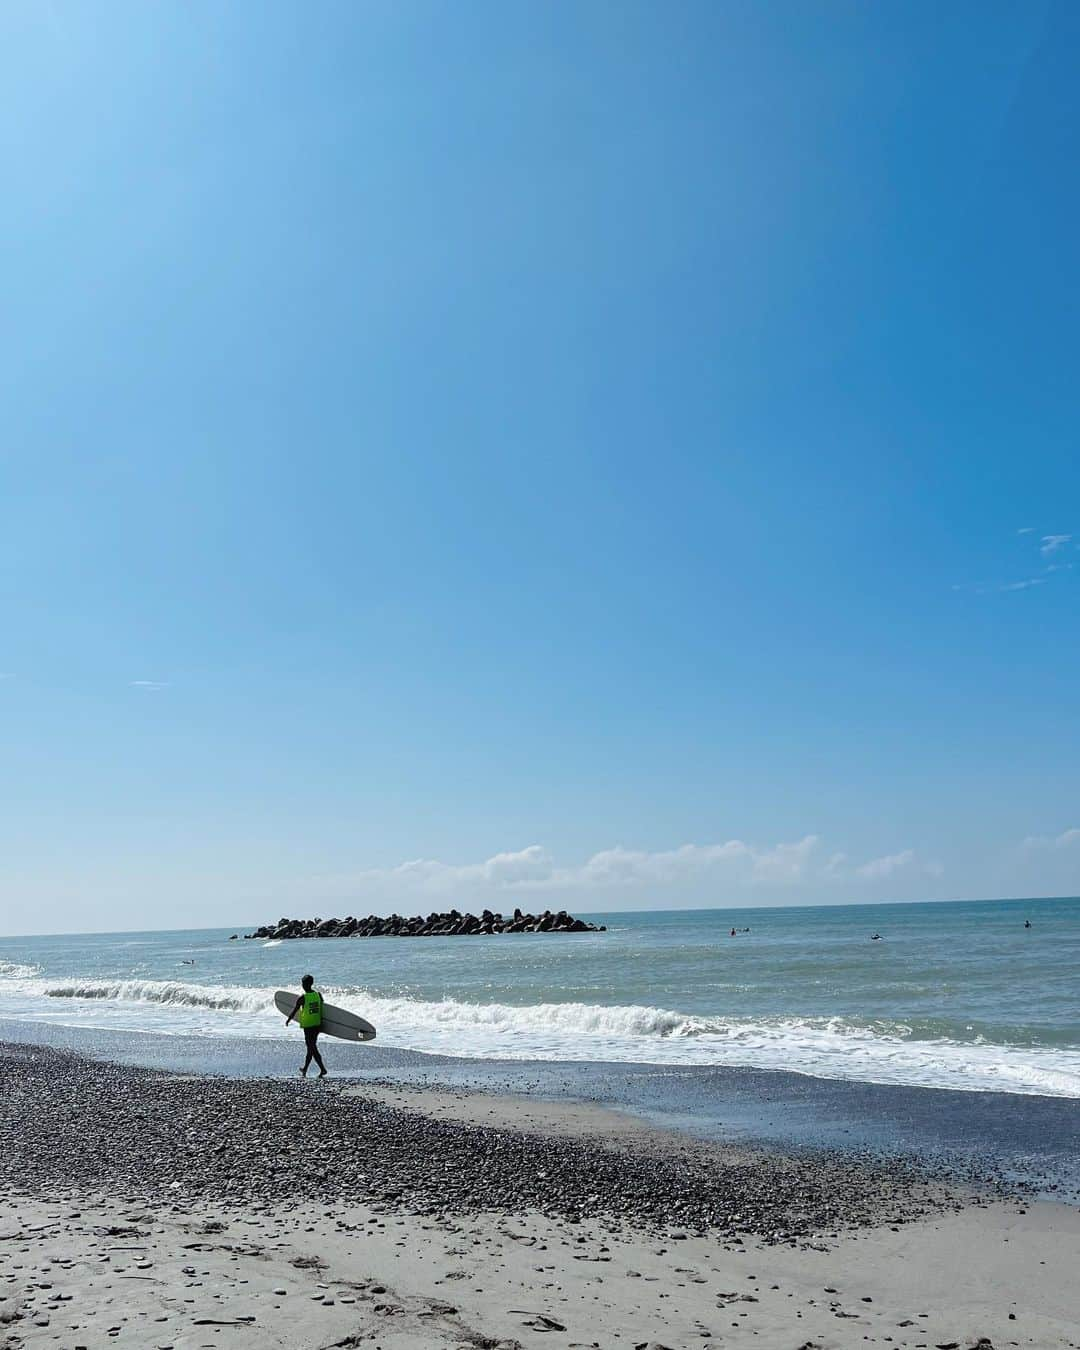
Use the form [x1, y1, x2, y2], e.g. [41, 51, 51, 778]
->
[3, 1014, 1078, 1204]
[3, 1041, 1079, 1349]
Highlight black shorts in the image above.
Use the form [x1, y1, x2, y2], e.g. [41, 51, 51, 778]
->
[303, 1025, 321, 1049]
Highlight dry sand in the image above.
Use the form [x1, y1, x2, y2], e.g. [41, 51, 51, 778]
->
[3, 1182, 1078, 1349]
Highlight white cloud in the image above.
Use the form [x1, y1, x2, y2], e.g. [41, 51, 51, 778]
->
[130, 680, 169, 691]
[748, 835, 821, 883]
[386, 845, 556, 890]
[574, 840, 747, 886]
[956, 530, 1076, 597]
[851, 849, 943, 881]
[1023, 827, 1080, 851]
[318, 835, 948, 904]
[570, 836, 822, 887]
[370, 837, 824, 893]
[480, 846, 556, 884]
[856, 849, 915, 880]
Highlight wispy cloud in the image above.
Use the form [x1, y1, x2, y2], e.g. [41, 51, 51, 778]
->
[956, 530, 1076, 595]
[855, 849, 914, 880]
[574, 836, 821, 887]
[375, 838, 824, 892]
[130, 680, 170, 691]
[855, 849, 942, 880]
[824, 851, 848, 876]
[388, 845, 556, 889]
[1023, 827, 1080, 851]
[313, 836, 938, 901]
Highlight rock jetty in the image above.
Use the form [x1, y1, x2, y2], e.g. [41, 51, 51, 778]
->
[245, 908, 606, 940]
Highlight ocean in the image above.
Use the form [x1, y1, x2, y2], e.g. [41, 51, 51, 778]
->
[1, 895, 1077, 1099]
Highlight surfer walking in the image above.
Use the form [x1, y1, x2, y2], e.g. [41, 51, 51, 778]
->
[285, 974, 328, 1078]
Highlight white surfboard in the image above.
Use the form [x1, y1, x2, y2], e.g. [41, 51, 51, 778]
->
[275, 990, 376, 1042]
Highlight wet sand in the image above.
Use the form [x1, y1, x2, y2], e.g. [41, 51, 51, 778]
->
[342, 1079, 692, 1144]
[2, 1043, 1078, 1349]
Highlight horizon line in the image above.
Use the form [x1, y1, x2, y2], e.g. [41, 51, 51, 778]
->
[3, 893, 1077, 942]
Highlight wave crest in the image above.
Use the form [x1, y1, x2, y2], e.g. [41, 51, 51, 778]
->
[43, 980, 274, 1014]
[0, 960, 39, 980]
[2, 972, 1077, 1097]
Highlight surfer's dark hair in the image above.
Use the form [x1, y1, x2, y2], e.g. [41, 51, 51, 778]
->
[302, 973, 314, 989]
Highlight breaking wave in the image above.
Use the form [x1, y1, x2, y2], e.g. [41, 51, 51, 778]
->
[0, 960, 39, 981]
[1, 973, 1078, 1097]
[41, 979, 274, 1014]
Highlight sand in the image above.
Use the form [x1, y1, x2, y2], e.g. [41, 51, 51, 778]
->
[342, 1081, 683, 1144]
[4, 1184, 1078, 1349]
[2, 1052, 1078, 1350]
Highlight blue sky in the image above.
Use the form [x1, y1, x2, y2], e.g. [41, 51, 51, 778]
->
[2, 1, 1078, 934]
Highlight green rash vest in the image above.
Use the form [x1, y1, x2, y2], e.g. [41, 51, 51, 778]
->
[299, 990, 323, 1029]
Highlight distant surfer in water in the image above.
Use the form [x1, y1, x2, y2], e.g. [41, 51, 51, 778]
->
[285, 974, 327, 1078]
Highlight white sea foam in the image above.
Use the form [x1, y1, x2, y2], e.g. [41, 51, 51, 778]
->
[0, 961, 39, 980]
[346, 993, 1080, 1096]
[39, 979, 275, 1014]
[0, 971, 1078, 1098]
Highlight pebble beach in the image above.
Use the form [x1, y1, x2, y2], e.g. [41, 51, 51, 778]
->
[3, 1041, 1078, 1350]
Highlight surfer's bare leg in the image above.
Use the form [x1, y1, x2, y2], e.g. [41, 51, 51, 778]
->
[303, 1026, 327, 1077]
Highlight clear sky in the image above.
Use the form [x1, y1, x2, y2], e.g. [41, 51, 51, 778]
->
[2, 1, 1078, 935]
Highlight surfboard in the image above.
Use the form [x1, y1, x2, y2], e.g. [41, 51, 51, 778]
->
[274, 990, 376, 1042]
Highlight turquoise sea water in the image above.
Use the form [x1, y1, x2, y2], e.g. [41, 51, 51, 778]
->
[1, 897, 1077, 1097]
